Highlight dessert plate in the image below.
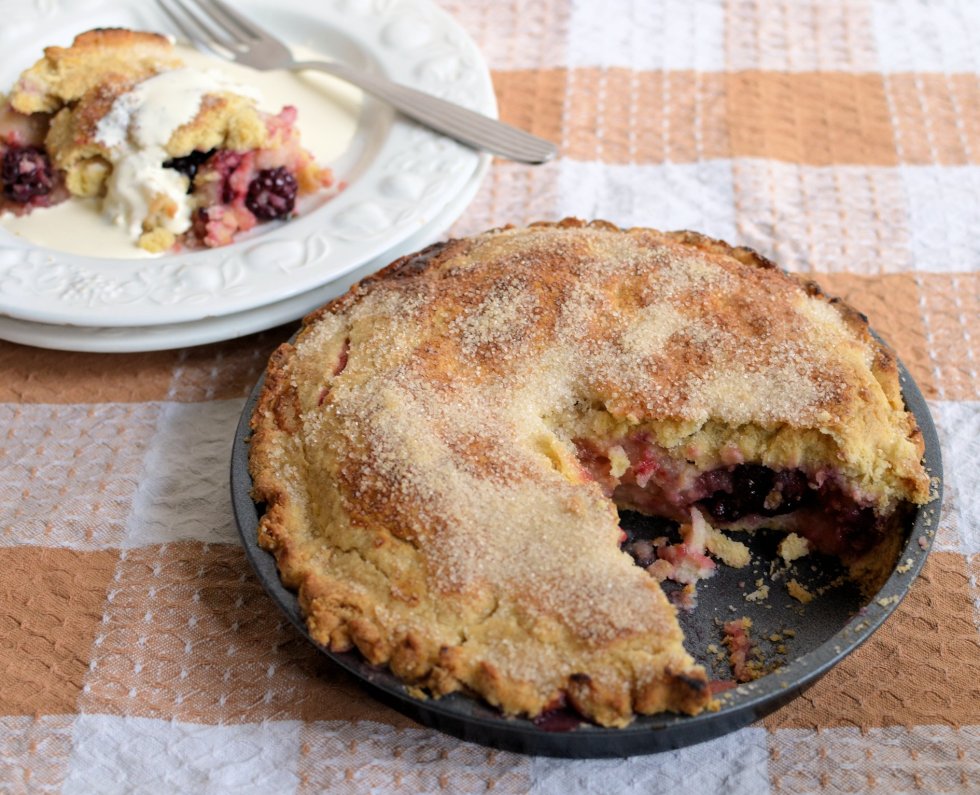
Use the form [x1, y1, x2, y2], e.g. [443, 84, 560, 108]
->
[0, 0, 494, 327]
[231, 342, 943, 757]
[0, 154, 487, 352]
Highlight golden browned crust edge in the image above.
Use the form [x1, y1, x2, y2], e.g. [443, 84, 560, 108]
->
[10, 28, 180, 115]
[249, 218, 929, 727]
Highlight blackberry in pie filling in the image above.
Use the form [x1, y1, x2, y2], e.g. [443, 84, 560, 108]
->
[163, 149, 215, 186]
[2, 145, 55, 203]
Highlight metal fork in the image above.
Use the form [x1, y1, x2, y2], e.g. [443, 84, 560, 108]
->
[156, 0, 557, 164]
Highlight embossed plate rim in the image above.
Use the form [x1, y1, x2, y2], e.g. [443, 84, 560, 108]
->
[0, 155, 488, 351]
[0, 0, 493, 327]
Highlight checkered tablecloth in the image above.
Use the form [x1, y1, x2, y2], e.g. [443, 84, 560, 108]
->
[2, 0, 979, 792]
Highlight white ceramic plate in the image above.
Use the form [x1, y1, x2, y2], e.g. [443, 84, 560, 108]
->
[0, 156, 487, 351]
[0, 0, 494, 327]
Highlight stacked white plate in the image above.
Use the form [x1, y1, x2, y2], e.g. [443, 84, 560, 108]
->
[0, 0, 493, 352]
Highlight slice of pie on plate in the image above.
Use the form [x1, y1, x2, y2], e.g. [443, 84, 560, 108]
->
[0, 28, 330, 252]
[249, 219, 930, 727]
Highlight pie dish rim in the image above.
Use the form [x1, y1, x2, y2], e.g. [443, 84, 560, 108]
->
[229, 317, 943, 758]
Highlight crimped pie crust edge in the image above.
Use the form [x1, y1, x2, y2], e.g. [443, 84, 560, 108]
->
[247, 218, 929, 727]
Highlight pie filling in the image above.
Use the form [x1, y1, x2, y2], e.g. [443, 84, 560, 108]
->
[0, 139, 67, 213]
[574, 431, 894, 561]
[0, 104, 324, 250]
[0, 30, 332, 253]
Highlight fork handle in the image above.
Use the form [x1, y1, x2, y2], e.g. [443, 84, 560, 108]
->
[291, 60, 557, 165]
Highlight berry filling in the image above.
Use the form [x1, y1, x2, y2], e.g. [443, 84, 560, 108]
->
[245, 166, 298, 220]
[574, 433, 888, 560]
[185, 108, 329, 249]
[699, 465, 809, 522]
[0, 87, 330, 251]
[2, 145, 55, 203]
[530, 693, 582, 732]
[164, 148, 216, 186]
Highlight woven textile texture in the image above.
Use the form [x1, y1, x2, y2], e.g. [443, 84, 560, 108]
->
[1, 0, 979, 793]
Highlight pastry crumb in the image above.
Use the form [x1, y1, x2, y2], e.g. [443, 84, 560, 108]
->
[787, 579, 814, 604]
[722, 618, 765, 683]
[745, 584, 769, 603]
[777, 533, 810, 564]
[608, 445, 629, 478]
[705, 528, 751, 568]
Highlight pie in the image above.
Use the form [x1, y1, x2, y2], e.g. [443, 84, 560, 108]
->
[0, 28, 331, 252]
[249, 219, 930, 727]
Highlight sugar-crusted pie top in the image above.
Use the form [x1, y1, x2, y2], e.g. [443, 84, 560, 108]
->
[249, 219, 929, 727]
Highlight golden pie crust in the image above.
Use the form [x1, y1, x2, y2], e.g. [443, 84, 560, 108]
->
[249, 219, 930, 727]
[9, 28, 181, 115]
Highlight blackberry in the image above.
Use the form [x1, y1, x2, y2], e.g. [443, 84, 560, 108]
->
[766, 470, 809, 514]
[732, 464, 774, 508]
[245, 167, 298, 220]
[703, 493, 744, 523]
[702, 464, 772, 522]
[838, 506, 878, 554]
[701, 465, 812, 522]
[164, 149, 215, 188]
[2, 146, 54, 203]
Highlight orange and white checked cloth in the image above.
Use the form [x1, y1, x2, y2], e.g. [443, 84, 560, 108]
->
[2, 0, 979, 792]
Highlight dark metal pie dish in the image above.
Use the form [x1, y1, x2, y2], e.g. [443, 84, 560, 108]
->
[231, 344, 942, 758]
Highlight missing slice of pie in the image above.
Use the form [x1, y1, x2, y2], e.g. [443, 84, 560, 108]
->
[249, 219, 931, 727]
[0, 28, 331, 252]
